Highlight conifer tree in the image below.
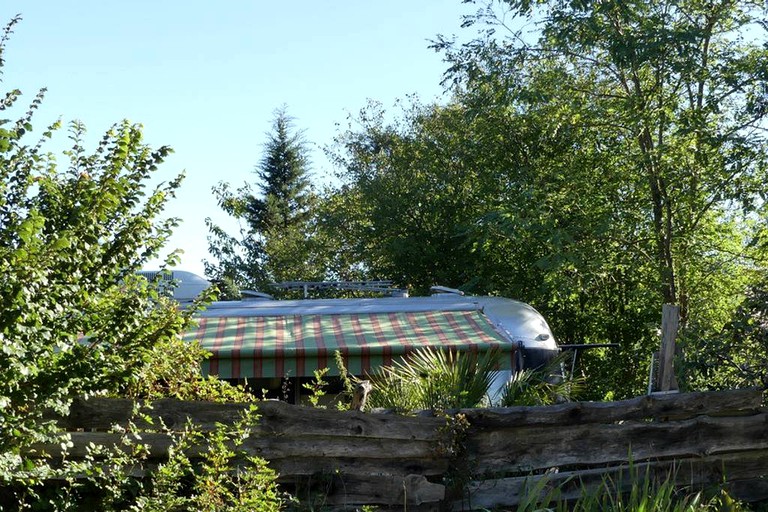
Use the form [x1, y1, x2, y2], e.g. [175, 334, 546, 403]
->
[251, 107, 313, 233]
[206, 107, 321, 295]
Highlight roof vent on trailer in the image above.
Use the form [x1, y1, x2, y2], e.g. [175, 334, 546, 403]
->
[430, 286, 464, 296]
[136, 270, 211, 303]
[241, 290, 274, 300]
[137, 270, 173, 282]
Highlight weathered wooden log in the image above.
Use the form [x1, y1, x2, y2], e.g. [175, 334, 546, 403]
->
[468, 412, 768, 473]
[454, 448, 768, 509]
[320, 473, 445, 506]
[30, 431, 442, 461]
[319, 503, 442, 512]
[49, 397, 445, 439]
[51, 389, 762, 435]
[457, 388, 763, 428]
[270, 455, 449, 478]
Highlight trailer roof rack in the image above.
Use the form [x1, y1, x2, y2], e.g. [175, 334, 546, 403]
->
[270, 281, 408, 298]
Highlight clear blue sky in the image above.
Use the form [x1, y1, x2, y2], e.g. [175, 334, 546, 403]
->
[2, 1, 477, 276]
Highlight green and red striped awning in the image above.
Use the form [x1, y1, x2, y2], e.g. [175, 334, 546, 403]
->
[183, 310, 517, 379]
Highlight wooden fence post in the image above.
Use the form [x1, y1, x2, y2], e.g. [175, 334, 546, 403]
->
[657, 304, 680, 392]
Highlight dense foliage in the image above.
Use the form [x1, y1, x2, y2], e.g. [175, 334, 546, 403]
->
[0, 45, 190, 469]
[0, 17, 281, 511]
[318, 0, 768, 397]
[198, 1, 768, 397]
[366, 347, 581, 411]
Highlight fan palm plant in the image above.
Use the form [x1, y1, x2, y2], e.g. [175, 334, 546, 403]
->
[500, 351, 583, 406]
[367, 346, 502, 412]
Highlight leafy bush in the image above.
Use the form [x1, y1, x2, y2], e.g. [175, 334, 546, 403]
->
[129, 406, 285, 512]
[0, 109, 195, 465]
[0, 16, 276, 511]
[3, 406, 285, 512]
[125, 330, 254, 403]
[500, 351, 583, 407]
[681, 284, 768, 392]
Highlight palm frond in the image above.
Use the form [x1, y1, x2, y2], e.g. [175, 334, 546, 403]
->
[367, 346, 502, 411]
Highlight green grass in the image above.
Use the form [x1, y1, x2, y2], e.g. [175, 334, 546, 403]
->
[505, 462, 753, 512]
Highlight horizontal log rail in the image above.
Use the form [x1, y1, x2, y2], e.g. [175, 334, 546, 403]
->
[30, 388, 768, 510]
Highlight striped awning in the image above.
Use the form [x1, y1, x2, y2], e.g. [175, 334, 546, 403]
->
[183, 310, 517, 379]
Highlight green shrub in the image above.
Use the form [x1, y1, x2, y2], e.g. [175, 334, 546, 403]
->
[367, 346, 501, 412]
[0, 16, 277, 510]
[500, 351, 583, 407]
[4, 406, 286, 512]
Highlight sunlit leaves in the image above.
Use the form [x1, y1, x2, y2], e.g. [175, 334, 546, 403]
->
[325, 0, 768, 397]
[0, 80, 188, 486]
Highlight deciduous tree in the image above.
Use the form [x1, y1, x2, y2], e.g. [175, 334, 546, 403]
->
[0, 15, 203, 478]
[326, 0, 768, 396]
[446, 0, 768, 322]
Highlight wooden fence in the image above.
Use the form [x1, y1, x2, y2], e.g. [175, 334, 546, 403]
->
[40, 388, 768, 511]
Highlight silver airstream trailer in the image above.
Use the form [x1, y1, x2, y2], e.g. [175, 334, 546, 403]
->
[147, 272, 560, 404]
